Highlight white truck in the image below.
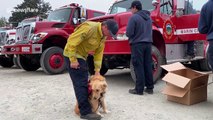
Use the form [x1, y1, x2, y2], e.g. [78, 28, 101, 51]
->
[0, 28, 16, 67]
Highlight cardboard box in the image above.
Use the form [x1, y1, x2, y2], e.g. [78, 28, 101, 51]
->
[161, 62, 209, 105]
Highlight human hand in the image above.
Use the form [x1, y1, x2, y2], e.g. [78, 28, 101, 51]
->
[94, 71, 101, 76]
[70, 61, 79, 69]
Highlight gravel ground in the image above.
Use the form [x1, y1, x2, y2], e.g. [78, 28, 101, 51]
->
[0, 66, 213, 120]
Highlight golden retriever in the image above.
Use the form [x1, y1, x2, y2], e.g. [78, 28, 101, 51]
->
[74, 75, 109, 116]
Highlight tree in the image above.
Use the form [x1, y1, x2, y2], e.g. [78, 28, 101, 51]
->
[8, 0, 52, 27]
[0, 17, 7, 27]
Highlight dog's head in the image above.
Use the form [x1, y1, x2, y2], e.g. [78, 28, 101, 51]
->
[89, 75, 107, 100]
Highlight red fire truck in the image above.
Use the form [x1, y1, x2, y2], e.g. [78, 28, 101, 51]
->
[2, 3, 105, 74]
[87, 0, 210, 82]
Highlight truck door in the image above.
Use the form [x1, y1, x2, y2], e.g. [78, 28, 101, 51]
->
[159, 0, 177, 43]
[62, 8, 81, 35]
[171, 0, 206, 42]
[68, 7, 86, 34]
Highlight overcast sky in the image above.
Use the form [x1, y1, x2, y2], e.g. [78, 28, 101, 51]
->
[0, 0, 208, 19]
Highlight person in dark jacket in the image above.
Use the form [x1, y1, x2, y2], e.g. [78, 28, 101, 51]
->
[126, 0, 154, 95]
[198, 0, 213, 70]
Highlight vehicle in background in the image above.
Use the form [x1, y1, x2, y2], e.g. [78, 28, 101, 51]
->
[87, 0, 209, 83]
[0, 28, 16, 68]
[0, 17, 42, 68]
[3, 3, 105, 74]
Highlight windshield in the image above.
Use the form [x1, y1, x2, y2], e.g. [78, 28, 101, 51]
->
[109, 0, 155, 14]
[47, 8, 72, 22]
[18, 18, 37, 26]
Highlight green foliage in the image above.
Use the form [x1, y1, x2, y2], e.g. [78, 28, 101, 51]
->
[0, 17, 7, 27]
[8, 0, 52, 27]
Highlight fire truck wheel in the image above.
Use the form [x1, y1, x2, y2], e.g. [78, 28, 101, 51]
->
[199, 58, 211, 71]
[17, 55, 40, 71]
[130, 45, 164, 83]
[0, 55, 14, 68]
[40, 47, 66, 74]
[13, 56, 21, 68]
[87, 55, 108, 75]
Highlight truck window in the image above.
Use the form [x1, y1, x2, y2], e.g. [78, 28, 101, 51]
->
[184, 0, 207, 15]
[109, 0, 155, 14]
[93, 12, 105, 17]
[160, 0, 173, 15]
[47, 8, 72, 22]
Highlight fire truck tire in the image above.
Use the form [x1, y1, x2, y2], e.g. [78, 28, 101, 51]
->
[199, 58, 211, 71]
[87, 55, 108, 75]
[17, 55, 40, 71]
[130, 45, 164, 83]
[0, 56, 14, 68]
[40, 47, 66, 74]
[13, 56, 21, 68]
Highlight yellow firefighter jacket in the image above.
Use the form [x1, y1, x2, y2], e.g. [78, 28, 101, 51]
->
[63, 21, 106, 72]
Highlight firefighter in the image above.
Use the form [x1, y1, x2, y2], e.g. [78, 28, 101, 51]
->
[63, 20, 118, 120]
[126, 0, 154, 95]
[198, 0, 213, 71]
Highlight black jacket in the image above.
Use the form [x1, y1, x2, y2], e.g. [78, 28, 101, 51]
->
[198, 0, 213, 40]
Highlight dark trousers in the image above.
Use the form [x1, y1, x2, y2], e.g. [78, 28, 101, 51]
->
[131, 43, 154, 93]
[208, 40, 213, 71]
[64, 57, 91, 116]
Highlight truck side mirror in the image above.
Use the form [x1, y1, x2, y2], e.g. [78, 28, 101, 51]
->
[152, 0, 159, 6]
[176, 0, 185, 17]
[80, 7, 87, 22]
[72, 18, 78, 24]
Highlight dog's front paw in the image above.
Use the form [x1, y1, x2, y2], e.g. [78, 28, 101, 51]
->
[103, 110, 111, 114]
[97, 112, 104, 117]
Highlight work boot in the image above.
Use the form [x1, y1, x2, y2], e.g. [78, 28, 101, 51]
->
[129, 89, 143, 95]
[80, 113, 102, 120]
[144, 88, 153, 94]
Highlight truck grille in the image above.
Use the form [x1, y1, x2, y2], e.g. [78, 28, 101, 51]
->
[16, 25, 31, 44]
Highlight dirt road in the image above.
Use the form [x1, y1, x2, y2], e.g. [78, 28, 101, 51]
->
[0, 67, 213, 120]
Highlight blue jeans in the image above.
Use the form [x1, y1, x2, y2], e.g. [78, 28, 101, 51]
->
[64, 57, 91, 115]
[131, 43, 154, 93]
[208, 40, 213, 71]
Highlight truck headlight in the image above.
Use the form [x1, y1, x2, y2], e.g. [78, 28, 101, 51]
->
[31, 32, 48, 42]
[116, 33, 128, 40]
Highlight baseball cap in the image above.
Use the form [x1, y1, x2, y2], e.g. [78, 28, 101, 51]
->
[129, 0, 142, 10]
[105, 19, 118, 39]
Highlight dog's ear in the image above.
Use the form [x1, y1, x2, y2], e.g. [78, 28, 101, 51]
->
[102, 83, 108, 90]
[90, 75, 95, 81]
[102, 76, 106, 81]
[98, 75, 105, 81]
